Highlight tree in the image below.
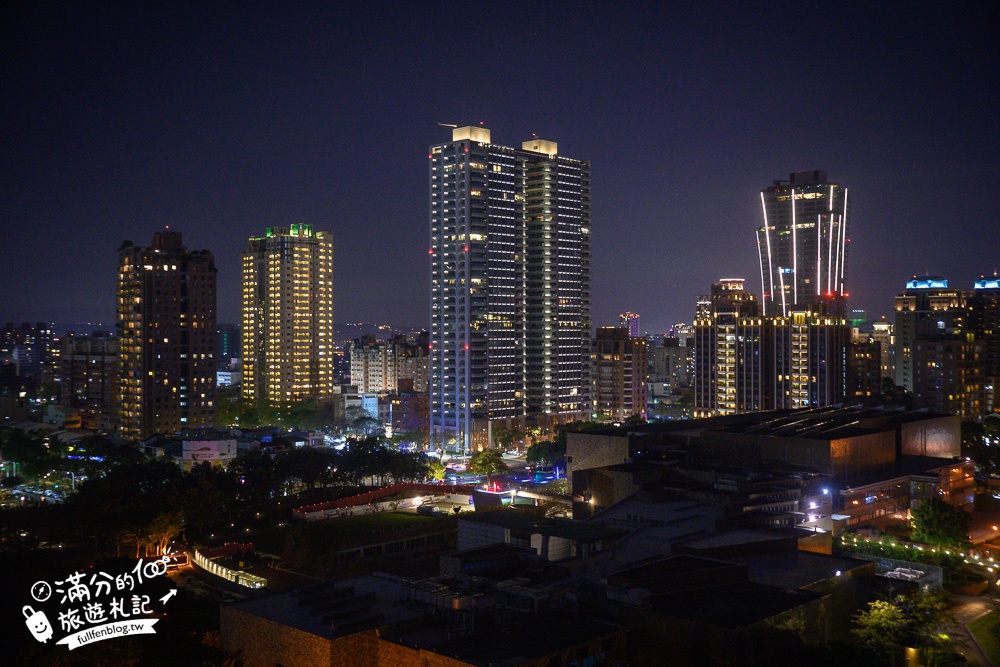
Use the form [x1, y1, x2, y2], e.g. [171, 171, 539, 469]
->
[146, 509, 184, 556]
[468, 449, 509, 482]
[426, 458, 446, 481]
[853, 594, 954, 666]
[911, 497, 971, 549]
[278, 447, 333, 490]
[623, 414, 647, 426]
[526, 440, 565, 466]
[853, 599, 908, 660]
[491, 425, 525, 451]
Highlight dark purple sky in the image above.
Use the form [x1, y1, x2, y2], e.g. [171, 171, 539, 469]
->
[3, 2, 997, 335]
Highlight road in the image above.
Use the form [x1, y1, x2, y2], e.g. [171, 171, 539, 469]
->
[951, 594, 996, 667]
[968, 510, 1000, 545]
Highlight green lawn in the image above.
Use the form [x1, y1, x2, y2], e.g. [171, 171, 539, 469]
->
[968, 609, 1000, 666]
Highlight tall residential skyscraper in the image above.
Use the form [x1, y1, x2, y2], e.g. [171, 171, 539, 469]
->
[241, 225, 334, 407]
[117, 231, 217, 439]
[429, 125, 591, 451]
[693, 279, 763, 416]
[969, 276, 1000, 414]
[893, 276, 965, 392]
[767, 305, 849, 410]
[757, 170, 849, 316]
[694, 278, 848, 415]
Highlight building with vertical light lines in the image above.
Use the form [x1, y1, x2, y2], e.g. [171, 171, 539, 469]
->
[429, 125, 591, 452]
[757, 171, 849, 316]
[241, 225, 334, 408]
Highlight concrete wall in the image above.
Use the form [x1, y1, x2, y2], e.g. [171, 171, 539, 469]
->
[899, 414, 960, 458]
[829, 431, 896, 483]
[566, 432, 631, 488]
[456, 518, 507, 551]
[220, 605, 380, 667]
[530, 533, 575, 561]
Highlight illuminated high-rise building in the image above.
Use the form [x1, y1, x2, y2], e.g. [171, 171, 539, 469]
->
[767, 305, 849, 409]
[969, 276, 1000, 414]
[593, 327, 647, 421]
[429, 125, 591, 451]
[117, 231, 216, 439]
[693, 279, 763, 416]
[893, 276, 965, 392]
[694, 278, 848, 415]
[620, 312, 640, 338]
[241, 225, 334, 407]
[757, 171, 849, 316]
[0, 322, 53, 380]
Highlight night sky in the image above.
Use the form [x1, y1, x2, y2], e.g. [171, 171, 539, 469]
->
[2, 1, 997, 335]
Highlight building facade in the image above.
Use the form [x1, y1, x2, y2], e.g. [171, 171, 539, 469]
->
[969, 277, 1000, 414]
[893, 276, 965, 392]
[216, 323, 240, 370]
[695, 280, 848, 416]
[116, 231, 217, 439]
[429, 126, 591, 451]
[870, 320, 895, 380]
[767, 306, 849, 410]
[349, 334, 429, 395]
[60, 334, 118, 430]
[912, 337, 983, 418]
[593, 327, 648, 421]
[620, 312, 640, 338]
[0, 322, 53, 380]
[349, 335, 396, 394]
[241, 225, 334, 408]
[694, 279, 764, 416]
[757, 171, 849, 316]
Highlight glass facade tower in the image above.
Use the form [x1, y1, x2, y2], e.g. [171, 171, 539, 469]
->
[757, 170, 849, 316]
[429, 126, 591, 452]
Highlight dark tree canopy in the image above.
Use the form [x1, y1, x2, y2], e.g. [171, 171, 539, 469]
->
[910, 497, 971, 548]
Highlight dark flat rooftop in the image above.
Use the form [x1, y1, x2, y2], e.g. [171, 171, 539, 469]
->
[227, 575, 421, 639]
[388, 615, 623, 666]
[443, 543, 534, 561]
[606, 554, 736, 582]
[460, 512, 629, 542]
[677, 529, 792, 550]
[651, 581, 824, 629]
[733, 550, 871, 589]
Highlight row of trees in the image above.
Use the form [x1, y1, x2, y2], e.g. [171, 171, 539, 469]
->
[1, 428, 448, 555]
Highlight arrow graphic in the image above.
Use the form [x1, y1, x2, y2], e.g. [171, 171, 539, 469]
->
[159, 589, 177, 605]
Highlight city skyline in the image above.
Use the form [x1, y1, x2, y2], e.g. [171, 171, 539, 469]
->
[3, 3, 997, 334]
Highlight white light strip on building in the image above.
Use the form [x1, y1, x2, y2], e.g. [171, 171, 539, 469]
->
[817, 213, 822, 295]
[756, 229, 768, 317]
[833, 212, 843, 296]
[827, 211, 834, 295]
[760, 192, 774, 317]
[791, 188, 797, 306]
[840, 188, 848, 293]
[778, 268, 788, 317]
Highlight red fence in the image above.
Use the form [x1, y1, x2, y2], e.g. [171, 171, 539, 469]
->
[292, 482, 475, 517]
